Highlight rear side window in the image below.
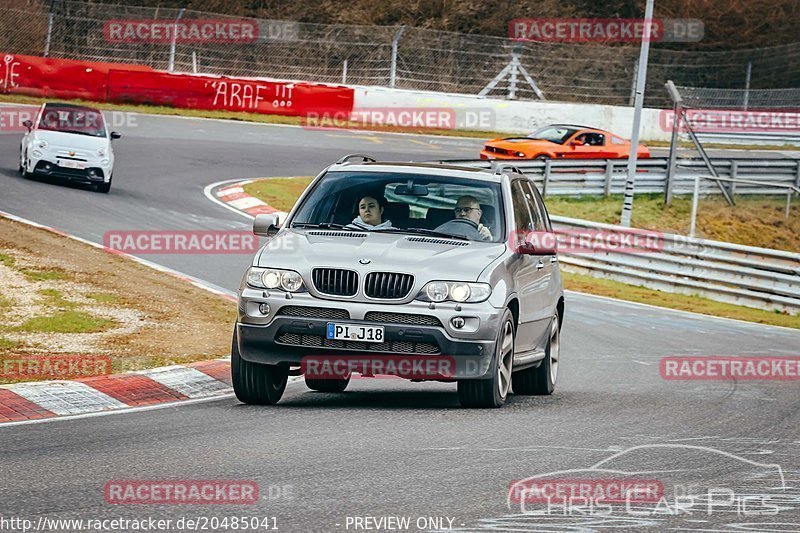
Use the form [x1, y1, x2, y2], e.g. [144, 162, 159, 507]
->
[524, 181, 552, 232]
[510, 180, 535, 234]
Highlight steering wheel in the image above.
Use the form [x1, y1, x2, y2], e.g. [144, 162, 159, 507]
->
[434, 218, 483, 240]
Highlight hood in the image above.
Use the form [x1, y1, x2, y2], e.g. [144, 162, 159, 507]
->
[256, 229, 507, 283]
[34, 130, 110, 151]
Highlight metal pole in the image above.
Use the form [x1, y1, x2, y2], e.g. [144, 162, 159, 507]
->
[620, 0, 655, 227]
[786, 190, 792, 224]
[191, 51, 197, 74]
[342, 59, 348, 84]
[743, 61, 752, 110]
[43, 0, 56, 57]
[628, 57, 639, 106]
[389, 25, 406, 88]
[168, 8, 186, 73]
[689, 174, 700, 238]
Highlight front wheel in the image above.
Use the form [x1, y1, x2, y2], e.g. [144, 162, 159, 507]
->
[458, 309, 514, 408]
[231, 325, 288, 405]
[512, 312, 560, 395]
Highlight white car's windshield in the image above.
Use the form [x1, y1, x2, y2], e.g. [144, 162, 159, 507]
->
[38, 106, 107, 137]
[291, 171, 506, 242]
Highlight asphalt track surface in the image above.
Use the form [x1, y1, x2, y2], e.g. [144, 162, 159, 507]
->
[1, 112, 799, 532]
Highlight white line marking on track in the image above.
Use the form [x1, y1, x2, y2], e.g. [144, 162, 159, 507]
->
[8, 381, 127, 416]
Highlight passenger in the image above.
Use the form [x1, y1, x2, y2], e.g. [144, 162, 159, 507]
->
[454, 195, 492, 240]
[347, 195, 393, 230]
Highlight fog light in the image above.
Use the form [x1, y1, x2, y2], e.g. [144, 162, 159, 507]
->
[88, 169, 97, 177]
[258, 303, 270, 315]
[451, 317, 465, 329]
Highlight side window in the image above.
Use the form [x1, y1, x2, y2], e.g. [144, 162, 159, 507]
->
[519, 181, 546, 232]
[593, 133, 606, 146]
[510, 180, 534, 235]
[526, 182, 552, 232]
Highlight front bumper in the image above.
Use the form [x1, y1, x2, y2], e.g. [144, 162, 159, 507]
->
[236, 288, 504, 379]
[31, 159, 110, 183]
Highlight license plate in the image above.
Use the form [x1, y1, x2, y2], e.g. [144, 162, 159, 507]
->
[59, 160, 86, 169]
[326, 323, 385, 343]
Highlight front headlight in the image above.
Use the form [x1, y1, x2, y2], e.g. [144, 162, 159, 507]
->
[513, 151, 526, 157]
[31, 150, 43, 158]
[417, 281, 492, 303]
[246, 267, 305, 292]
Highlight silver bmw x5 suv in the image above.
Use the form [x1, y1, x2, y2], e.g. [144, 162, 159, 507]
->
[232, 156, 564, 408]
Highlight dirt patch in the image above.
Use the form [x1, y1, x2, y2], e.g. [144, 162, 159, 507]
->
[0, 216, 235, 382]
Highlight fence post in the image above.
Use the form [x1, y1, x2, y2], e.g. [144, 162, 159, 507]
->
[689, 175, 700, 238]
[628, 57, 638, 107]
[604, 160, 614, 196]
[342, 59, 348, 84]
[191, 51, 198, 73]
[43, 0, 56, 57]
[542, 160, 552, 197]
[389, 25, 406, 88]
[743, 61, 752, 110]
[168, 8, 186, 73]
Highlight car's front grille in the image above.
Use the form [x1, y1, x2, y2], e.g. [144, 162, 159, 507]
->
[312, 268, 359, 297]
[486, 146, 510, 155]
[276, 306, 349, 320]
[364, 272, 414, 299]
[364, 312, 442, 327]
[276, 333, 440, 354]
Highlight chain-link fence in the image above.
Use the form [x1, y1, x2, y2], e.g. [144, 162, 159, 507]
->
[2, 0, 800, 107]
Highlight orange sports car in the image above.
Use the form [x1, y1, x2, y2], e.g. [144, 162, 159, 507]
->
[480, 124, 650, 160]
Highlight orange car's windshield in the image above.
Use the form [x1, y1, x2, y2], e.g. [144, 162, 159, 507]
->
[528, 126, 578, 144]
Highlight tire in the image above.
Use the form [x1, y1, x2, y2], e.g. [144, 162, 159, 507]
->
[95, 176, 112, 193]
[512, 312, 560, 395]
[230, 325, 288, 405]
[458, 309, 514, 408]
[19, 153, 31, 179]
[534, 154, 551, 160]
[305, 374, 350, 393]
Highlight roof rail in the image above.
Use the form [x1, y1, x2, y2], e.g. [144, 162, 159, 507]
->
[335, 154, 377, 164]
[493, 164, 525, 176]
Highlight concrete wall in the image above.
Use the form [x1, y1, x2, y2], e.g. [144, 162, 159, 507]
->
[354, 86, 670, 142]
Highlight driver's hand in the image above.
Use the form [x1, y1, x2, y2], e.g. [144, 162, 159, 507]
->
[477, 223, 492, 240]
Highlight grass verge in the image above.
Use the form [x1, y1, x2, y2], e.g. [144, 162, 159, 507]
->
[243, 176, 798, 328]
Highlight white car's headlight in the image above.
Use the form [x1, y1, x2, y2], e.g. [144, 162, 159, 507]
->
[417, 281, 492, 303]
[100, 158, 110, 166]
[31, 150, 43, 158]
[246, 267, 305, 292]
[37, 140, 48, 149]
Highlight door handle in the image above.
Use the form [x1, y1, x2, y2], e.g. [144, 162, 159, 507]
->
[536, 260, 545, 270]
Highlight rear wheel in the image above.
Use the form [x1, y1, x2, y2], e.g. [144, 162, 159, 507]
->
[305, 375, 351, 393]
[512, 312, 560, 395]
[231, 325, 288, 405]
[458, 309, 514, 408]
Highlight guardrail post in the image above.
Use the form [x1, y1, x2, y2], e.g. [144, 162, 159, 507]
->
[795, 161, 800, 195]
[786, 191, 792, 223]
[730, 160, 737, 199]
[689, 175, 700, 238]
[542, 159, 552, 197]
[604, 160, 614, 196]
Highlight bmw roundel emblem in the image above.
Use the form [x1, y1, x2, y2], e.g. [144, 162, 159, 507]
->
[359, 258, 371, 265]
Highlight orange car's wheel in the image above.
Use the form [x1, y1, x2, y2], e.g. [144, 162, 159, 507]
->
[534, 154, 551, 160]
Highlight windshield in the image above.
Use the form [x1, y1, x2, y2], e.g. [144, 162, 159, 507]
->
[38, 106, 107, 137]
[291, 171, 505, 242]
[528, 126, 578, 144]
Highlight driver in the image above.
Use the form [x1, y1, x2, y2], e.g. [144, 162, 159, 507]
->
[454, 195, 492, 240]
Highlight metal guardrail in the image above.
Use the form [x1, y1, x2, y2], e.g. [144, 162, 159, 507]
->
[433, 157, 800, 197]
[552, 216, 800, 315]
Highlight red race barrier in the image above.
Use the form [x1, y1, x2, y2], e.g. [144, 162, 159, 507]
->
[1, 52, 354, 118]
[107, 70, 353, 117]
[0, 53, 152, 101]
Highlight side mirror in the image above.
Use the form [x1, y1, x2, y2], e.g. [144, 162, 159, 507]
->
[110, 131, 121, 140]
[253, 214, 280, 237]
[515, 231, 558, 256]
[22, 120, 33, 131]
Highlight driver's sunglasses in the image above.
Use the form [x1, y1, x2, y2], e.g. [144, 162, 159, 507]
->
[454, 206, 480, 214]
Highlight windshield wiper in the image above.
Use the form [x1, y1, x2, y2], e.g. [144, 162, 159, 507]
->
[58, 130, 104, 137]
[373, 227, 470, 241]
[291, 222, 358, 231]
